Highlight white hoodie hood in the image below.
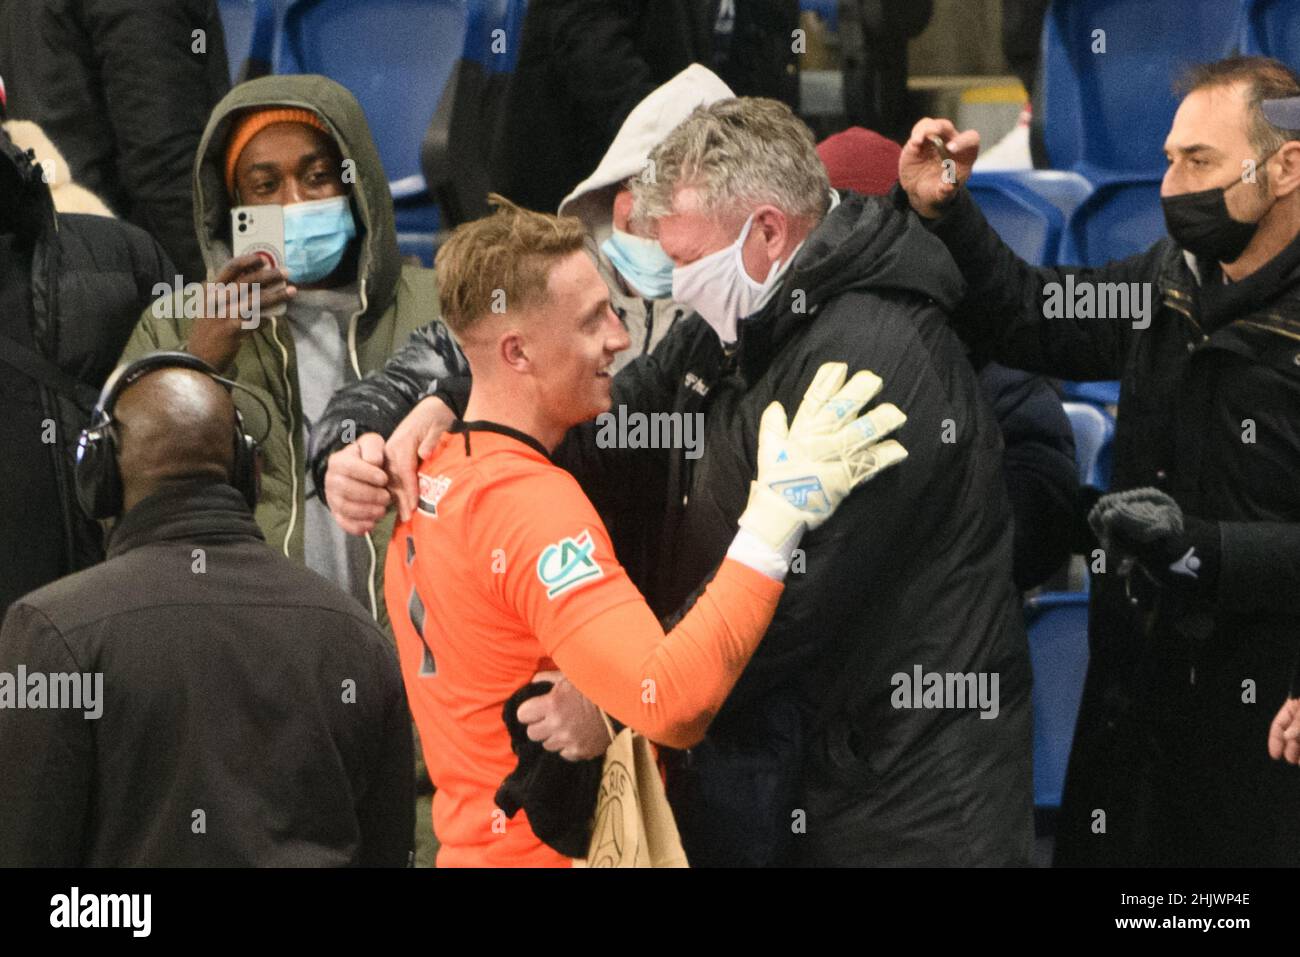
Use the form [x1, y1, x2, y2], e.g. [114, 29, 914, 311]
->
[558, 64, 735, 244]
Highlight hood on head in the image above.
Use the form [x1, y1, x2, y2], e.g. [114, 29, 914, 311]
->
[557, 64, 734, 244]
[193, 74, 399, 320]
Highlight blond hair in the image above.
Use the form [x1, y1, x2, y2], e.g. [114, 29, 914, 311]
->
[434, 194, 588, 336]
[631, 97, 830, 226]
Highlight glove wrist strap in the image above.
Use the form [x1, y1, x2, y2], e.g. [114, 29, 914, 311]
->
[728, 525, 804, 582]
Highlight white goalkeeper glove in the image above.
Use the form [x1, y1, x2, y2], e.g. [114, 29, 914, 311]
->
[734, 362, 907, 570]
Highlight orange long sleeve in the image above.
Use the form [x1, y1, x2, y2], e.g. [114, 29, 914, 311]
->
[541, 559, 783, 748]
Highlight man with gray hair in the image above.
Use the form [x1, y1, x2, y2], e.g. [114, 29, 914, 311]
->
[597, 96, 1032, 866]
[318, 96, 1035, 866]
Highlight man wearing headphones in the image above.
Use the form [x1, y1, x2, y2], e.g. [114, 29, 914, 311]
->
[0, 352, 414, 866]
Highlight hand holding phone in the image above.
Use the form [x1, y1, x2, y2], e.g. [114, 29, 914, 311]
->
[183, 208, 295, 371]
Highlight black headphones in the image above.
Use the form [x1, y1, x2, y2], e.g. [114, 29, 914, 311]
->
[74, 351, 261, 519]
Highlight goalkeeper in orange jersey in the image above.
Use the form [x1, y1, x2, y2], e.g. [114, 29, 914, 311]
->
[384, 198, 907, 867]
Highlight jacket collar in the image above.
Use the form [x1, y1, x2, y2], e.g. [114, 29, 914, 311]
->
[732, 191, 967, 382]
[1161, 232, 1300, 343]
[107, 480, 265, 559]
[1199, 229, 1300, 332]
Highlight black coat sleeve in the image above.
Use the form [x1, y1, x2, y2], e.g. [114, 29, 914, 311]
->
[126, 219, 179, 310]
[48, 0, 229, 281]
[899, 184, 1169, 380]
[1219, 521, 1300, 619]
[61, 213, 179, 363]
[1292, 640, 1300, 700]
[978, 363, 1079, 590]
[546, 0, 658, 145]
[308, 321, 469, 503]
[0, 602, 93, 866]
[357, 650, 415, 867]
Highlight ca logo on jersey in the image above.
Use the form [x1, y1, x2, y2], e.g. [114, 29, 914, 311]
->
[537, 529, 604, 599]
[417, 473, 452, 517]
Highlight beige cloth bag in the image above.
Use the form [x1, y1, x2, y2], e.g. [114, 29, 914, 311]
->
[575, 714, 689, 868]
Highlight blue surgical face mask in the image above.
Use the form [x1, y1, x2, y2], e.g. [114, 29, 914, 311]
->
[601, 227, 675, 299]
[283, 195, 356, 285]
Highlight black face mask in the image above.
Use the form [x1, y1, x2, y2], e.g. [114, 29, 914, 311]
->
[1161, 176, 1264, 265]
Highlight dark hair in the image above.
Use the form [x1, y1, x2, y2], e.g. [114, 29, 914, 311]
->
[1179, 56, 1300, 157]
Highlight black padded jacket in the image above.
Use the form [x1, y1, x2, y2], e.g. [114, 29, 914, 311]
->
[0, 129, 174, 611]
[915, 181, 1300, 867]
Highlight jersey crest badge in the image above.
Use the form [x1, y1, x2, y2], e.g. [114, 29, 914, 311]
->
[417, 474, 452, 517]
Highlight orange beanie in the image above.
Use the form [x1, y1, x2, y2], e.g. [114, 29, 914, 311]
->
[224, 107, 330, 196]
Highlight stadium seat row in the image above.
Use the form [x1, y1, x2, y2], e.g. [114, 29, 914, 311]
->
[216, 1, 1300, 268]
[1042, 0, 1299, 177]
[218, 0, 527, 263]
[1026, 398, 1114, 813]
[981, 0, 1300, 272]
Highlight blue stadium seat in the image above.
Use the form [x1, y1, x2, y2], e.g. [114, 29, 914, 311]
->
[1061, 379, 1119, 409]
[1062, 400, 1115, 489]
[421, 1, 524, 228]
[219, 0, 278, 83]
[1240, 0, 1300, 70]
[465, 0, 525, 70]
[396, 232, 438, 267]
[276, 0, 475, 259]
[1058, 175, 1166, 267]
[967, 170, 1092, 266]
[800, 0, 839, 32]
[1024, 591, 1091, 810]
[505, 0, 527, 71]
[276, 0, 468, 196]
[1040, 0, 1243, 177]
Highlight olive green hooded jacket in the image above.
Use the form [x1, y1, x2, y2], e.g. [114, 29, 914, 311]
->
[119, 74, 443, 624]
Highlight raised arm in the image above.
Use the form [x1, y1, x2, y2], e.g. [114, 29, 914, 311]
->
[313, 321, 468, 533]
[898, 117, 1168, 380]
[311, 320, 468, 495]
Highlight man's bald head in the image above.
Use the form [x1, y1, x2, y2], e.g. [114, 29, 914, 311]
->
[114, 368, 239, 512]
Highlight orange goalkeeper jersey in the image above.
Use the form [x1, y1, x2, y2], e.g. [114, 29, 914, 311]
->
[385, 421, 782, 868]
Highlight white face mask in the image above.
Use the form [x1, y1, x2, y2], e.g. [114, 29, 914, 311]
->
[671, 213, 790, 344]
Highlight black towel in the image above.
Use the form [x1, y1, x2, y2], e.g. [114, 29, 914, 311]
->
[494, 681, 604, 858]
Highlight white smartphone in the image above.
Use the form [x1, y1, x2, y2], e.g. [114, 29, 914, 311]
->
[231, 204, 285, 270]
[231, 204, 287, 319]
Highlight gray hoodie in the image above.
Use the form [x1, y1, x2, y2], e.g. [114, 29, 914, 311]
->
[558, 64, 733, 371]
